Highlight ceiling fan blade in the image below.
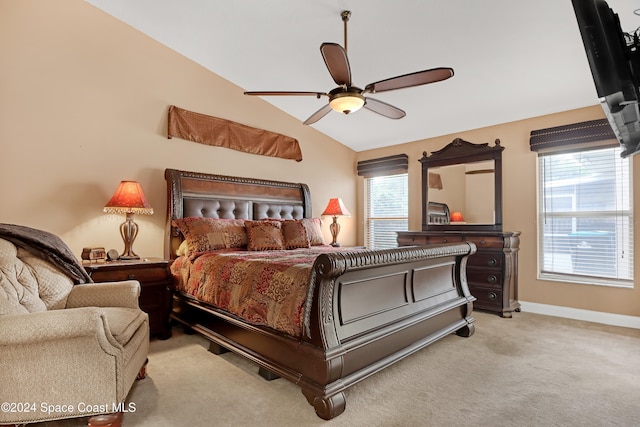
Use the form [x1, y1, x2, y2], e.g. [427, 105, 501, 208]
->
[363, 97, 406, 119]
[244, 91, 327, 98]
[364, 67, 454, 93]
[320, 43, 352, 86]
[303, 103, 333, 125]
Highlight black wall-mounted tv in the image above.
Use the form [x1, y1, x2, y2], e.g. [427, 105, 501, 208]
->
[571, 0, 640, 157]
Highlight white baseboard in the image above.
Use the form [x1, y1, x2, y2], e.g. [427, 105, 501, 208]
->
[519, 301, 640, 330]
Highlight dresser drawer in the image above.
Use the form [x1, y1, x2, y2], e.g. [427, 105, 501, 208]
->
[427, 235, 464, 244]
[469, 286, 503, 311]
[466, 268, 502, 288]
[397, 234, 464, 246]
[397, 234, 428, 246]
[464, 236, 504, 249]
[467, 252, 504, 268]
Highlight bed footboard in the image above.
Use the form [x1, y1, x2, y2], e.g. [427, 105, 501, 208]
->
[168, 243, 475, 420]
[299, 242, 476, 419]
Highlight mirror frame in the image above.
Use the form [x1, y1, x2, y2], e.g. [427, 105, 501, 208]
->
[421, 137, 504, 231]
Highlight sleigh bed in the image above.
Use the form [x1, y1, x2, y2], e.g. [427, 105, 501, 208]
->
[164, 168, 476, 420]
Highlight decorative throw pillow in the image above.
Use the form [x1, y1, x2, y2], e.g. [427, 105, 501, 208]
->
[245, 220, 285, 251]
[176, 239, 189, 257]
[300, 218, 326, 246]
[281, 220, 310, 249]
[173, 217, 247, 255]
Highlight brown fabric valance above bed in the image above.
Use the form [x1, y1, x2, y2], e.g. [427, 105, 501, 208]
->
[167, 105, 303, 161]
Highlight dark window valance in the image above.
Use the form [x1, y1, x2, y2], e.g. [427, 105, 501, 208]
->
[529, 118, 617, 153]
[357, 154, 408, 177]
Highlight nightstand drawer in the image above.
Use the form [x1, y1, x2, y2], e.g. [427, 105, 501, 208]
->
[90, 265, 168, 283]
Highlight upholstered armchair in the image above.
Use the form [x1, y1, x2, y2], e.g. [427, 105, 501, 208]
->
[0, 224, 149, 426]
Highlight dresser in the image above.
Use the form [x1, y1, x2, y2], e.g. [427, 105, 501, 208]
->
[407, 137, 521, 317]
[397, 230, 520, 317]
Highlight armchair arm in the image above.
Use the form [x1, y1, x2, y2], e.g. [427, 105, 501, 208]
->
[65, 280, 141, 309]
[0, 307, 114, 347]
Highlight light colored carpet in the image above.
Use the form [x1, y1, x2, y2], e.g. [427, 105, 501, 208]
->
[33, 311, 640, 426]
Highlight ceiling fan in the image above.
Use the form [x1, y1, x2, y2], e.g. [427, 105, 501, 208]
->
[244, 10, 454, 125]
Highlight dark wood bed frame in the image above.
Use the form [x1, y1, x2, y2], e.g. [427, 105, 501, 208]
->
[164, 168, 476, 420]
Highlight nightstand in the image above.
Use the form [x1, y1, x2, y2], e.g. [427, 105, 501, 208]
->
[84, 258, 172, 339]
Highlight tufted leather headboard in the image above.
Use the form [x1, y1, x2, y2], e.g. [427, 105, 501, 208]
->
[164, 169, 311, 259]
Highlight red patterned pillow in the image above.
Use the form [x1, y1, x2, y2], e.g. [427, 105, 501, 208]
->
[245, 220, 285, 251]
[173, 217, 247, 255]
[282, 220, 310, 249]
[300, 218, 326, 246]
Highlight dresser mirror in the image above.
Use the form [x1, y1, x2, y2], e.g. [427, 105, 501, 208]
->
[421, 138, 504, 231]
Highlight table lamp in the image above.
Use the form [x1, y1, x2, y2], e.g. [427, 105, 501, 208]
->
[104, 181, 154, 260]
[322, 198, 351, 247]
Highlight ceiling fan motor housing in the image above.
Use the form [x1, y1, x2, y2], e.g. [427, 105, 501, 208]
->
[329, 87, 365, 114]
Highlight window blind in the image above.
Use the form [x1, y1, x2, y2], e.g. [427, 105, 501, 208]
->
[365, 174, 408, 249]
[538, 146, 633, 286]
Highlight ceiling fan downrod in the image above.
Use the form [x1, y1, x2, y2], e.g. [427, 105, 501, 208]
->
[341, 10, 351, 53]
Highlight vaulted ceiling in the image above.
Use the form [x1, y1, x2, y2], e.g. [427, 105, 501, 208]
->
[87, 0, 639, 152]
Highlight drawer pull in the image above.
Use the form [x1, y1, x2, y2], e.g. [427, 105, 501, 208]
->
[487, 257, 497, 266]
[487, 274, 498, 284]
[128, 274, 136, 280]
[488, 292, 498, 300]
[442, 239, 448, 243]
[480, 240, 486, 245]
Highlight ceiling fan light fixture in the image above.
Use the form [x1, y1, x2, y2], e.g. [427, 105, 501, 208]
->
[329, 92, 365, 114]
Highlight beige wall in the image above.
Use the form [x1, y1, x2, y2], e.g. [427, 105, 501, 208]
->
[0, 0, 358, 258]
[357, 105, 640, 317]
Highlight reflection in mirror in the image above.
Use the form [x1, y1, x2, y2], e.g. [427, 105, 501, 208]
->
[429, 161, 495, 225]
[421, 137, 504, 231]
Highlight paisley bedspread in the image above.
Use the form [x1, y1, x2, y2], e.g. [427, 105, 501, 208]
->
[170, 246, 352, 337]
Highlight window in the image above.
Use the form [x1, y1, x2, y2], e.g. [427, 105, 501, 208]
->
[365, 174, 408, 249]
[538, 146, 633, 286]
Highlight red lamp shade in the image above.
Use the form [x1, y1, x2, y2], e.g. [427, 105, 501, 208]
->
[322, 198, 351, 247]
[450, 211, 465, 222]
[104, 181, 154, 215]
[321, 198, 351, 217]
